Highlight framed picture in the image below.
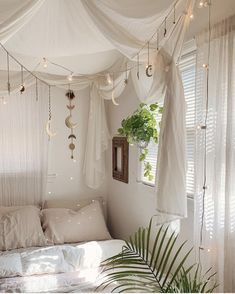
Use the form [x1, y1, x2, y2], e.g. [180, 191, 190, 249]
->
[112, 136, 129, 183]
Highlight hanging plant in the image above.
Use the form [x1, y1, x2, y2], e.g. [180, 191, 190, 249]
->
[118, 102, 163, 181]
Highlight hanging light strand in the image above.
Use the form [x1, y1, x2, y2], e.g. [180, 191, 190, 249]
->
[36, 78, 38, 101]
[48, 85, 52, 121]
[198, 0, 211, 265]
[173, 4, 176, 24]
[7, 52, 10, 95]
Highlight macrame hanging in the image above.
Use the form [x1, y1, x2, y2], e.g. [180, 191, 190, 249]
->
[65, 88, 77, 159]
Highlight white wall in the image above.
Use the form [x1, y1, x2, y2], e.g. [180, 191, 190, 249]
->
[46, 86, 107, 201]
[106, 79, 194, 249]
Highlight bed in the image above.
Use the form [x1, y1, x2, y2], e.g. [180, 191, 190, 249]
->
[0, 198, 124, 293]
[0, 240, 124, 293]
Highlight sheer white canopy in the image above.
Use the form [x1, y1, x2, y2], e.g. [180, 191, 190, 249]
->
[0, 0, 195, 217]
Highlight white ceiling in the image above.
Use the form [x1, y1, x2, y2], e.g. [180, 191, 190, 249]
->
[1, 0, 235, 76]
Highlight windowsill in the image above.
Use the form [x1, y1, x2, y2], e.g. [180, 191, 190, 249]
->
[140, 181, 195, 200]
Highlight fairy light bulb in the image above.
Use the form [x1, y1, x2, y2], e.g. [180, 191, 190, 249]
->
[199, 1, 204, 8]
[189, 14, 194, 20]
[67, 73, 73, 82]
[1, 97, 7, 105]
[106, 73, 112, 85]
[42, 57, 48, 68]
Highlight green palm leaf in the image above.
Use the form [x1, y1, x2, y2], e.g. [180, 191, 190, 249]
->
[97, 219, 218, 293]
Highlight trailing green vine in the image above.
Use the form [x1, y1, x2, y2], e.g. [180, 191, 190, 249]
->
[118, 102, 163, 181]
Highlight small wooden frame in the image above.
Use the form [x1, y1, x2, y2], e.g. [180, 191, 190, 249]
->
[112, 136, 129, 183]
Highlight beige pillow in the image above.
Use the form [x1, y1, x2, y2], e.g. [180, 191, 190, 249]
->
[42, 201, 111, 244]
[43, 197, 107, 220]
[0, 206, 46, 251]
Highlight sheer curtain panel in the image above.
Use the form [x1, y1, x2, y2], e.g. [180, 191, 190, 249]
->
[0, 83, 48, 206]
[194, 15, 235, 292]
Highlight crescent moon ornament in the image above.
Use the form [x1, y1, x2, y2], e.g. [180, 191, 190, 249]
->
[46, 120, 57, 137]
[112, 91, 119, 106]
[68, 134, 76, 140]
[145, 64, 153, 77]
[67, 105, 75, 110]
[65, 115, 78, 129]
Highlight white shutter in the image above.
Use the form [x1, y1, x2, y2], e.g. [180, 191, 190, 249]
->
[141, 52, 196, 196]
[179, 53, 196, 195]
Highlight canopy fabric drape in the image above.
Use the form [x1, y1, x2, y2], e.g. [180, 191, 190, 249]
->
[0, 0, 195, 218]
[0, 0, 45, 44]
[81, 0, 195, 218]
[83, 84, 110, 189]
[0, 82, 48, 206]
[194, 14, 235, 292]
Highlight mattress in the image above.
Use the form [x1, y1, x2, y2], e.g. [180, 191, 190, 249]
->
[0, 239, 125, 293]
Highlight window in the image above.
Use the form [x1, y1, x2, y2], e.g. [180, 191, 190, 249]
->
[141, 52, 196, 196]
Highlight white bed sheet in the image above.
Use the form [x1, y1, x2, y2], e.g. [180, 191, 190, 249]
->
[0, 239, 125, 293]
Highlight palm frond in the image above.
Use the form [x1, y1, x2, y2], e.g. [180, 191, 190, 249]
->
[97, 219, 218, 292]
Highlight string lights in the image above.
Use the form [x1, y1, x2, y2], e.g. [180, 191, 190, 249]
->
[198, 0, 212, 263]
[20, 65, 25, 94]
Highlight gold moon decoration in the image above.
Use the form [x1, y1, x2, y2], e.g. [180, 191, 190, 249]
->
[46, 120, 57, 137]
[145, 64, 153, 77]
[68, 134, 76, 140]
[112, 91, 119, 106]
[69, 143, 75, 150]
[67, 105, 75, 110]
[65, 115, 78, 129]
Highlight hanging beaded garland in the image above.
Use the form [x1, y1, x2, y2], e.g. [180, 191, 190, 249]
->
[65, 89, 78, 159]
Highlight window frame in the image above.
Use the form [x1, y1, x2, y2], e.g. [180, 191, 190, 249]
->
[139, 42, 197, 199]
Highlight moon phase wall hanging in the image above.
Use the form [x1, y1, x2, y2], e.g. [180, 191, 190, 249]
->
[65, 89, 78, 159]
[46, 86, 57, 139]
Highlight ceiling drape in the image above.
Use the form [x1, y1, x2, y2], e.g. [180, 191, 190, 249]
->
[0, 0, 195, 218]
[81, 0, 195, 218]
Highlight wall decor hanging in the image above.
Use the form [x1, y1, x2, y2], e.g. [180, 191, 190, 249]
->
[65, 89, 78, 159]
[112, 136, 129, 183]
[46, 86, 57, 139]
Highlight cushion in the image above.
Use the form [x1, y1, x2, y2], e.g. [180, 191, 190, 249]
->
[42, 201, 111, 244]
[0, 253, 23, 277]
[43, 196, 107, 220]
[0, 206, 46, 251]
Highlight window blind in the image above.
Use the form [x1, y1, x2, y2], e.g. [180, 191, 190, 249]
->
[141, 53, 196, 196]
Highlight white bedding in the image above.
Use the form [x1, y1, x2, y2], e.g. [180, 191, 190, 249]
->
[0, 239, 125, 292]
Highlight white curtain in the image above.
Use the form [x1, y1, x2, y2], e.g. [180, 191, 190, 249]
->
[81, 0, 195, 218]
[0, 82, 48, 206]
[0, 0, 45, 43]
[83, 84, 110, 189]
[194, 15, 235, 292]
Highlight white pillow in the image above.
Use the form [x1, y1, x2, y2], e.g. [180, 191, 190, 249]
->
[0, 206, 46, 251]
[0, 253, 23, 277]
[21, 246, 71, 276]
[42, 201, 111, 244]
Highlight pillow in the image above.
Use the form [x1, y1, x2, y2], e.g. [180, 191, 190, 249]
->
[43, 196, 107, 220]
[0, 253, 23, 277]
[42, 201, 111, 244]
[0, 206, 46, 251]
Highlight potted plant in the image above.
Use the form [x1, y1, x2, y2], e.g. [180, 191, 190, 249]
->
[118, 102, 163, 181]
